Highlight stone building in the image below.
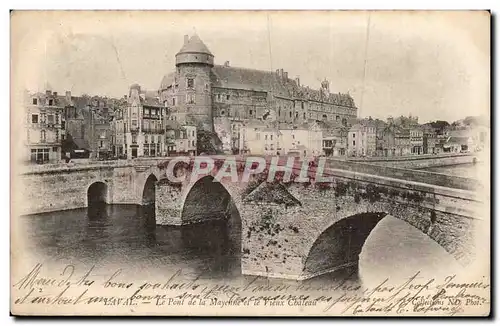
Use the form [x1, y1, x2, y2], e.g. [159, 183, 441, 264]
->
[279, 122, 323, 157]
[113, 84, 166, 158]
[165, 120, 197, 156]
[410, 126, 424, 155]
[422, 125, 438, 154]
[159, 34, 358, 136]
[23, 89, 67, 164]
[239, 121, 279, 156]
[316, 121, 348, 157]
[64, 95, 114, 160]
[347, 120, 376, 157]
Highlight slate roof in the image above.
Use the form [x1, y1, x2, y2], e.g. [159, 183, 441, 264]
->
[177, 34, 213, 56]
[211, 65, 290, 96]
[141, 96, 162, 107]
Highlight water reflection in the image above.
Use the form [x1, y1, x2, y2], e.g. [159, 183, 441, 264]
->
[23, 204, 243, 280]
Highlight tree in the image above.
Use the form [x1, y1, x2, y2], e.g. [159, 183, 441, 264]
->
[197, 129, 223, 155]
[428, 120, 450, 132]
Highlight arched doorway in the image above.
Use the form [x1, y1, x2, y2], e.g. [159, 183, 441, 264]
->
[180, 175, 242, 277]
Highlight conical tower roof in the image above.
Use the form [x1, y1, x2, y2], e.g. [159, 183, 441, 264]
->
[176, 34, 213, 56]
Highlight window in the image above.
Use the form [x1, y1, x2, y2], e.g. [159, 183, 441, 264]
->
[100, 141, 103, 148]
[30, 148, 49, 163]
[145, 135, 149, 143]
[132, 134, 137, 144]
[192, 130, 195, 137]
[192, 140, 195, 146]
[132, 120, 137, 127]
[301, 102, 304, 109]
[270, 135, 273, 140]
[353, 133, 356, 138]
[353, 140, 356, 146]
[265, 135, 268, 140]
[221, 110, 225, 116]
[31, 114, 38, 124]
[336, 116, 340, 121]
[303, 112, 306, 119]
[32, 98, 37, 105]
[256, 133, 260, 140]
[295, 112, 298, 118]
[48, 114, 54, 124]
[48, 99, 53, 106]
[217, 94, 221, 101]
[40, 130, 46, 142]
[289, 112, 292, 118]
[205, 83, 209, 91]
[52, 147, 58, 152]
[186, 93, 195, 104]
[187, 78, 194, 89]
[226, 95, 230, 100]
[249, 110, 253, 116]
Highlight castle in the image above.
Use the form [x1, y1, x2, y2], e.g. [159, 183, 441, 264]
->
[159, 34, 358, 133]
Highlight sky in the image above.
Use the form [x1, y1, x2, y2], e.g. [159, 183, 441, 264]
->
[11, 10, 490, 123]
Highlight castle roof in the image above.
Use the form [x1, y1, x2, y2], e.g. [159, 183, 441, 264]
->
[160, 72, 176, 90]
[176, 34, 213, 56]
[211, 65, 290, 96]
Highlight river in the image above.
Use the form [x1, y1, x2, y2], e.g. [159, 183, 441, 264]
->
[18, 163, 480, 289]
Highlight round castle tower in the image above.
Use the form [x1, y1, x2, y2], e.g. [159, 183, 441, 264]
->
[174, 34, 214, 132]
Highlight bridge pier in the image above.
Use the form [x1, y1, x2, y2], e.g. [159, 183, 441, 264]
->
[155, 179, 184, 225]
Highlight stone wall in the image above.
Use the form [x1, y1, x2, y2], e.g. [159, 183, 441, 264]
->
[240, 170, 485, 280]
[17, 167, 115, 215]
[347, 153, 477, 169]
[327, 158, 482, 191]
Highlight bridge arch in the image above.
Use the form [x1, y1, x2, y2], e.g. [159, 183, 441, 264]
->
[86, 181, 108, 207]
[181, 175, 241, 225]
[142, 174, 158, 206]
[180, 174, 243, 275]
[301, 209, 461, 280]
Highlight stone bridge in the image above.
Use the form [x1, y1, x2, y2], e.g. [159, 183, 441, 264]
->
[15, 156, 488, 281]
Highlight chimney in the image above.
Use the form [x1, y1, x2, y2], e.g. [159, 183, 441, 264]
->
[284, 72, 288, 80]
[224, 61, 230, 67]
[276, 69, 280, 75]
[53, 91, 58, 97]
[65, 91, 71, 101]
[295, 77, 300, 86]
[279, 68, 284, 78]
[184, 34, 189, 45]
[45, 90, 52, 96]
[123, 95, 128, 100]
